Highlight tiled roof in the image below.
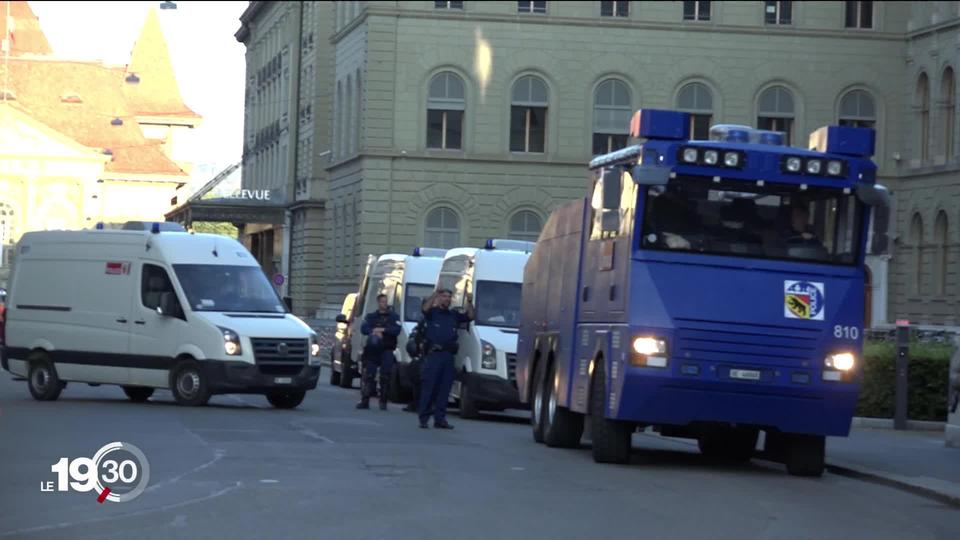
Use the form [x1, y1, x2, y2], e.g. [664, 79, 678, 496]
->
[122, 9, 199, 119]
[0, 1, 52, 56]
[1, 58, 186, 176]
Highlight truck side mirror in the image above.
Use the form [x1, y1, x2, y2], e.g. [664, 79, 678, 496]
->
[855, 182, 890, 208]
[630, 165, 670, 186]
[602, 169, 622, 209]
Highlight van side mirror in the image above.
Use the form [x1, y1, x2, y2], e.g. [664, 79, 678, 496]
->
[602, 169, 622, 209]
[158, 292, 179, 318]
[336, 314, 348, 324]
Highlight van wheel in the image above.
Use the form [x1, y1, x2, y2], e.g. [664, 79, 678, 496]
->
[531, 359, 547, 443]
[123, 386, 154, 403]
[458, 382, 481, 419]
[339, 359, 354, 389]
[784, 434, 825, 477]
[329, 359, 342, 386]
[28, 357, 63, 401]
[543, 361, 584, 448]
[589, 359, 632, 464]
[170, 361, 211, 406]
[267, 391, 306, 409]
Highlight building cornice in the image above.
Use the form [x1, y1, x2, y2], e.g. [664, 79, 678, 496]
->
[235, 1, 267, 43]
[907, 18, 960, 40]
[332, 6, 907, 45]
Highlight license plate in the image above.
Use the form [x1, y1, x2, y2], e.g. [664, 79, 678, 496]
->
[729, 369, 761, 381]
[274, 377, 292, 384]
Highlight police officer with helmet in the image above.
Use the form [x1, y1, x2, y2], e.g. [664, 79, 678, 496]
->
[418, 288, 474, 429]
[357, 294, 401, 410]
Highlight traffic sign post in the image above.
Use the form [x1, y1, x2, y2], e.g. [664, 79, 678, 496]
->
[895, 320, 910, 431]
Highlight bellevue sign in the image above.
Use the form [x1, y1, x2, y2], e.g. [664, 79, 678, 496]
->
[225, 189, 273, 201]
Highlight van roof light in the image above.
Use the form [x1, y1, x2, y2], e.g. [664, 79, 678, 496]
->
[151, 222, 161, 234]
[411, 247, 448, 257]
[484, 239, 536, 252]
[95, 222, 104, 230]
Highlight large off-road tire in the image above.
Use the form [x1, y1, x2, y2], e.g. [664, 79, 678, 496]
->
[542, 360, 584, 448]
[589, 359, 632, 464]
[784, 434, 825, 477]
[531, 358, 548, 443]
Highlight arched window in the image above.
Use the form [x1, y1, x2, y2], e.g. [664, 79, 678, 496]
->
[757, 85, 795, 145]
[427, 72, 465, 150]
[424, 206, 460, 249]
[676, 82, 714, 139]
[942, 68, 955, 161]
[911, 213, 924, 296]
[934, 211, 949, 296]
[918, 73, 930, 162]
[592, 79, 631, 155]
[508, 210, 543, 242]
[838, 89, 876, 129]
[510, 75, 548, 153]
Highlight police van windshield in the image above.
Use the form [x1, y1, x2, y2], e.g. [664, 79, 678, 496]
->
[641, 176, 862, 266]
[404, 283, 434, 322]
[173, 264, 285, 313]
[475, 281, 522, 328]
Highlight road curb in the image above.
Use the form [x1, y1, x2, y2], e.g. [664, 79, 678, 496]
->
[850, 417, 946, 431]
[826, 462, 960, 509]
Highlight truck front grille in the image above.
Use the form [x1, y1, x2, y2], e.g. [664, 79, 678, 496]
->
[251, 338, 308, 376]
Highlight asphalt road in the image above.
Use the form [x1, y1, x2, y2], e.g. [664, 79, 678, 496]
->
[0, 372, 957, 540]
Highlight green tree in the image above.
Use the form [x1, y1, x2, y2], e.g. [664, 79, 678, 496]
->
[191, 222, 238, 238]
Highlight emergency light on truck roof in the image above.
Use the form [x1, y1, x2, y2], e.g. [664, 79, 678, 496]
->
[708, 125, 786, 146]
[484, 239, 536, 253]
[412, 247, 447, 257]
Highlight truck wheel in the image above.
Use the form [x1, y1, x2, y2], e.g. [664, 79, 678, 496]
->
[28, 356, 63, 401]
[784, 434, 825, 477]
[458, 382, 481, 419]
[531, 359, 547, 443]
[589, 359, 632, 464]
[697, 427, 758, 462]
[543, 360, 584, 448]
[123, 386, 155, 403]
[329, 351, 342, 386]
[267, 391, 306, 409]
[170, 360, 211, 407]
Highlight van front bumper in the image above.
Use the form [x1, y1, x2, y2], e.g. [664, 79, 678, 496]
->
[203, 361, 321, 394]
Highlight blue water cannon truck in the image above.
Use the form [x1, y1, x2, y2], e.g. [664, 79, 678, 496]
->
[516, 109, 889, 477]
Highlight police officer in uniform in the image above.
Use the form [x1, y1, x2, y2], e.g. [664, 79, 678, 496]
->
[418, 288, 474, 429]
[357, 294, 401, 410]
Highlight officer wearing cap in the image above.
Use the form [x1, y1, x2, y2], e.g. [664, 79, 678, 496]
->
[418, 288, 474, 429]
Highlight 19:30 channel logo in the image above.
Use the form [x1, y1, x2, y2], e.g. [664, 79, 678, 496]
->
[41, 442, 150, 503]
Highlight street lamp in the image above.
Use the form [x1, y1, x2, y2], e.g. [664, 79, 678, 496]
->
[160, 1, 177, 10]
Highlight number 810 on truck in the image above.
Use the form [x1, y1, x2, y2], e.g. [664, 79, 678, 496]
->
[517, 109, 888, 477]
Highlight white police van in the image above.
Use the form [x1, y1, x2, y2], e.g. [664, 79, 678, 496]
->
[436, 239, 533, 418]
[0, 223, 321, 408]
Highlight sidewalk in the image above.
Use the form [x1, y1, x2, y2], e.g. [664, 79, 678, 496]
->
[826, 425, 960, 507]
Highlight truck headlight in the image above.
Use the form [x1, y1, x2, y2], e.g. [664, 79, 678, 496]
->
[630, 336, 668, 367]
[481, 340, 497, 370]
[825, 352, 855, 371]
[219, 327, 242, 356]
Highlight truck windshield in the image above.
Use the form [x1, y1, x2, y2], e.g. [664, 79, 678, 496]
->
[475, 281, 522, 328]
[404, 283, 435, 322]
[641, 175, 862, 266]
[173, 264, 285, 313]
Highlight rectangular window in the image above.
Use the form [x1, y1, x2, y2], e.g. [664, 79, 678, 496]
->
[838, 118, 876, 129]
[511, 107, 547, 153]
[141, 264, 181, 316]
[518, 1, 547, 14]
[757, 116, 793, 146]
[592, 133, 629, 155]
[435, 1, 464, 9]
[689, 114, 713, 140]
[601, 0, 629, 17]
[427, 109, 464, 150]
[764, 1, 791, 24]
[683, 0, 710, 21]
[845, 0, 873, 29]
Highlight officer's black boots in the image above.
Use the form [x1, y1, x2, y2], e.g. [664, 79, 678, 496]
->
[356, 397, 370, 409]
